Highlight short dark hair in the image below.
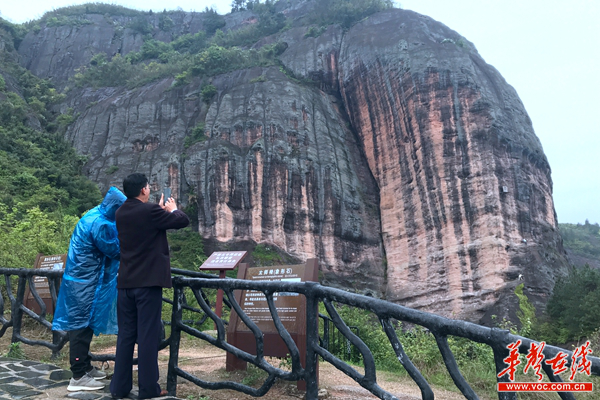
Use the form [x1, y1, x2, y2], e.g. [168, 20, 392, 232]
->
[123, 173, 148, 199]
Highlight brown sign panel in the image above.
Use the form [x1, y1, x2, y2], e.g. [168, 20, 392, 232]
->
[236, 264, 305, 334]
[25, 254, 66, 314]
[226, 259, 319, 390]
[199, 251, 247, 270]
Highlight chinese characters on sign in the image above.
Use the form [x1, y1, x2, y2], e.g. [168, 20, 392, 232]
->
[25, 254, 66, 314]
[199, 251, 247, 270]
[237, 265, 303, 333]
[497, 340, 594, 393]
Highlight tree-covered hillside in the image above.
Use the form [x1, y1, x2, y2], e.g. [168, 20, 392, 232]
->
[559, 221, 600, 268]
[0, 18, 102, 269]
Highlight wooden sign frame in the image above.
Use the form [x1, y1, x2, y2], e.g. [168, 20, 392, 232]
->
[24, 253, 66, 314]
[199, 251, 247, 319]
[226, 259, 318, 390]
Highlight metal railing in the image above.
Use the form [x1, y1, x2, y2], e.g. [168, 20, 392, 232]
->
[1, 267, 599, 400]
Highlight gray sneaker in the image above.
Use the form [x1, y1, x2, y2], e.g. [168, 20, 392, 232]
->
[67, 374, 106, 391]
[87, 366, 107, 380]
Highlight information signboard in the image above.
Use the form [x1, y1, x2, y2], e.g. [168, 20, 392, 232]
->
[235, 264, 305, 333]
[24, 253, 66, 314]
[226, 259, 318, 390]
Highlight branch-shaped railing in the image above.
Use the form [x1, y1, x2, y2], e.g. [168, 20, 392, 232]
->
[167, 277, 600, 400]
[1, 267, 599, 400]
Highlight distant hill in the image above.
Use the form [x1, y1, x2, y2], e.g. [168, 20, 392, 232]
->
[559, 221, 600, 269]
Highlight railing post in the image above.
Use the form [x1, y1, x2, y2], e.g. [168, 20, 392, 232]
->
[11, 275, 27, 345]
[304, 282, 319, 400]
[166, 283, 183, 396]
[323, 317, 329, 351]
[491, 328, 517, 400]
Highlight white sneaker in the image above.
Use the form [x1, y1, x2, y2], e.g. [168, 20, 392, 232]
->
[87, 366, 107, 380]
[67, 373, 106, 391]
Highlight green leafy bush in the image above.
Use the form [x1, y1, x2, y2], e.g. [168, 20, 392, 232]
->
[320, 302, 496, 392]
[560, 220, 600, 259]
[0, 203, 78, 269]
[184, 123, 207, 148]
[158, 13, 174, 31]
[545, 265, 600, 340]
[39, 3, 145, 19]
[168, 227, 207, 270]
[308, 0, 394, 29]
[203, 7, 226, 36]
[252, 244, 285, 267]
[200, 84, 217, 104]
[304, 25, 327, 38]
[45, 16, 92, 28]
[128, 17, 153, 35]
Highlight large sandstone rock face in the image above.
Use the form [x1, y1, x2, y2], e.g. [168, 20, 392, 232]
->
[334, 10, 566, 320]
[14, 4, 570, 322]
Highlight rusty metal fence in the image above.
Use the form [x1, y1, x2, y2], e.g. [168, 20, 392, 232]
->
[0, 267, 599, 400]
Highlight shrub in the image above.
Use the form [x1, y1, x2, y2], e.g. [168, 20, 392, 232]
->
[515, 283, 537, 337]
[128, 17, 153, 35]
[203, 7, 226, 36]
[308, 0, 394, 29]
[6, 342, 26, 359]
[545, 265, 600, 340]
[158, 13, 174, 31]
[200, 84, 217, 104]
[252, 244, 284, 266]
[304, 25, 327, 38]
[184, 123, 207, 148]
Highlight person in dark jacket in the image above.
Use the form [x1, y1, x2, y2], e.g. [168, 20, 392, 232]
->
[53, 186, 126, 392]
[110, 173, 189, 399]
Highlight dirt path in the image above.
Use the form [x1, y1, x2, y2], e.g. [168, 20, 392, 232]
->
[151, 338, 467, 400]
[2, 329, 469, 400]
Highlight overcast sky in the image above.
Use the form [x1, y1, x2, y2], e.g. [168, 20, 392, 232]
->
[1, 1, 598, 224]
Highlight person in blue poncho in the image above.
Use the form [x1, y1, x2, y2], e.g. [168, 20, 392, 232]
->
[52, 186, 126, 392]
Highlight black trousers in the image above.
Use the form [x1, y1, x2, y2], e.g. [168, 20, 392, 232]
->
[69, 326, 93, 379]
[110, 287, 162, 399]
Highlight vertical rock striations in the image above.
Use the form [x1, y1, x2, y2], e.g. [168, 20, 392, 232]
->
[62, 66, 385, 296]
[337, 9, 568, 320]
[183, 67, 384, 293]
[15, 4, 570, 322]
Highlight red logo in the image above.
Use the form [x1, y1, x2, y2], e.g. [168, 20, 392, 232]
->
[497, 341, 594, 393]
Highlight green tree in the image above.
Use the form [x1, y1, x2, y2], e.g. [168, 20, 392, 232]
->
[0, 203, 78, 269]
[309, 0, 394, 29]
[546, 265, 600, 340]
[203, 7, 226, 36]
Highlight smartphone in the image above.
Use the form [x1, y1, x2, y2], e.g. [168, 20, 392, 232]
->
[162, 187, 172, 200]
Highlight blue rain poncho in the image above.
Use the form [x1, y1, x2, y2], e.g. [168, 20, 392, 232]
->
[52, 187, 126, 334]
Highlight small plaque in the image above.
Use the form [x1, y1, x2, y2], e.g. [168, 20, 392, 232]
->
[199, 251, 247, 270]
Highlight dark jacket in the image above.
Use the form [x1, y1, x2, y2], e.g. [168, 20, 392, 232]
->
[116, 198, 190, 289]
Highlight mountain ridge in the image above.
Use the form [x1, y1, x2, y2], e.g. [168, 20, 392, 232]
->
[0, 0, 571, 324]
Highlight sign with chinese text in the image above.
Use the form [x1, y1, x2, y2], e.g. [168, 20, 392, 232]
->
[235, 264, 304, 333]
[25, 254, 66, 314]
[226, 259, 319, 391]
[199, 251, 247, 270]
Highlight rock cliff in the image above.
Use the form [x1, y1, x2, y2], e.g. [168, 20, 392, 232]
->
[12, 2, 569, 322]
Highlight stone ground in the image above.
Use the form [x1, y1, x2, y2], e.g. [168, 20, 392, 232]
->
[0, 357, 178, 400]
